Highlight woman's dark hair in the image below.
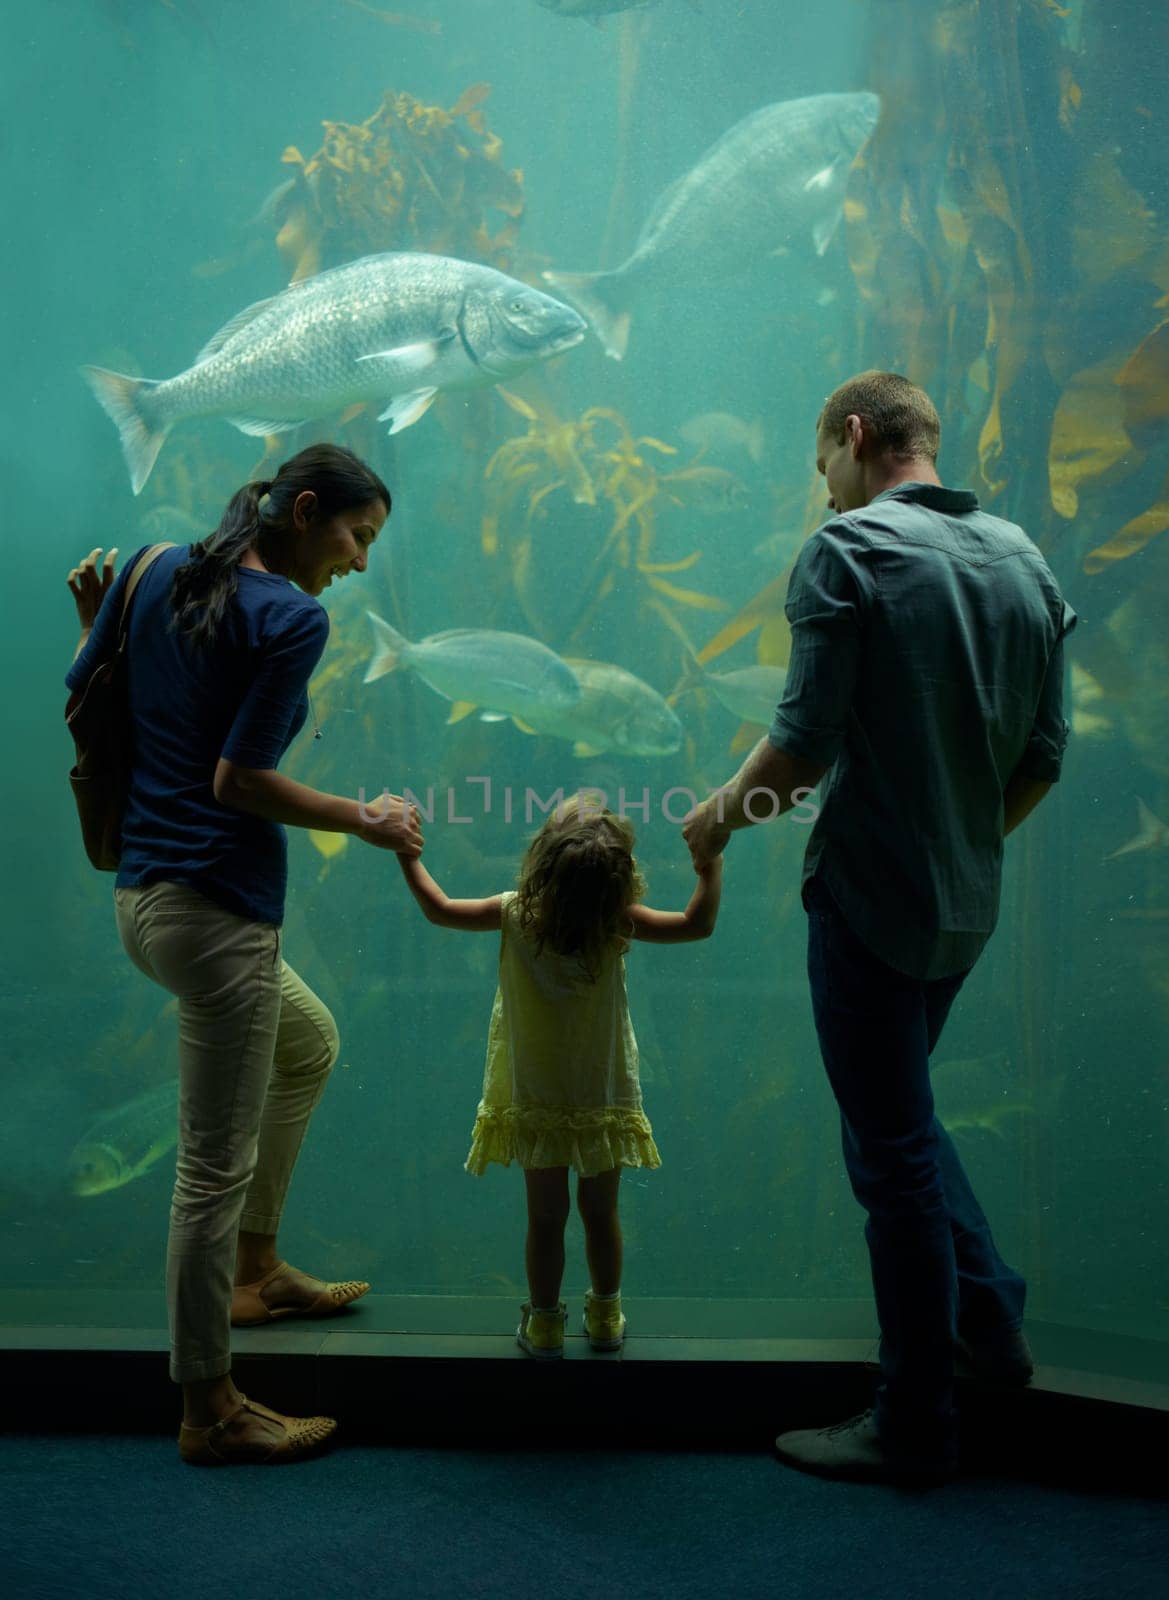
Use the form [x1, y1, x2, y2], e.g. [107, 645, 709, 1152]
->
[169, 444, 391, 647]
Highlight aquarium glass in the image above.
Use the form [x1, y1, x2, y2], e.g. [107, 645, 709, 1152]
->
[4, 0, 1167, 1346]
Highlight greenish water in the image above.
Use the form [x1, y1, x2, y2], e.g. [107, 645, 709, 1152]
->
[4, 0, 1167, 1343]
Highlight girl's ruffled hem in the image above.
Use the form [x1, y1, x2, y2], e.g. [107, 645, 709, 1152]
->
[465, 1104, 661, 1178]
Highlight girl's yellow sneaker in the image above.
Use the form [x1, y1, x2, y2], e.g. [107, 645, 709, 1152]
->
[516, 1301, 567, 1359]
[583, 1289, 626, 1351]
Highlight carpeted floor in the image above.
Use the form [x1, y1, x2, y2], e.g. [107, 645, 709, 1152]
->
[2, 1435, 1166, 1600]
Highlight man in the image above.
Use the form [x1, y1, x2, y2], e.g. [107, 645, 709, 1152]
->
[683, 371, 1075, 1486]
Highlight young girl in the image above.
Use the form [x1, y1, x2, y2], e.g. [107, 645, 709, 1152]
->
[397, 792, 722, 1358]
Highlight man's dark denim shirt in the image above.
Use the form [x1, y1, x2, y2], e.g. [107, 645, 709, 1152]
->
[770, 483, 1076, 980]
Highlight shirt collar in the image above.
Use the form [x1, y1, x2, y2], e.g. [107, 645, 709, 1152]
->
[870, 481, 980, 515]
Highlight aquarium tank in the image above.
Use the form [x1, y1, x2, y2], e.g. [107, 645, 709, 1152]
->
[4, 0, 1167, 1352]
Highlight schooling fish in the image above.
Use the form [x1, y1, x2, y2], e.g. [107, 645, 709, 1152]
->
[364, 613, 582, 725]
[545, 91, 880, 359]
[69, 1079, 178, 1198]
[521, 659, 683, 757]
[676, 659, 788, 727]
[83, 253, 586, 493]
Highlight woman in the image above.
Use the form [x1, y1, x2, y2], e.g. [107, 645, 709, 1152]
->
[66, 444, 423, 1465]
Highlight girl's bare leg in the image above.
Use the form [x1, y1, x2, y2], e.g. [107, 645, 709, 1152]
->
[577, 1167, 623, 1295]
[523, 1167, 571, 1307]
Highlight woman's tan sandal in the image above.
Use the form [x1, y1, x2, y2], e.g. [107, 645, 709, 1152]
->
[179, 1396, 337, 1466]
[231, 1261, 371, 1326]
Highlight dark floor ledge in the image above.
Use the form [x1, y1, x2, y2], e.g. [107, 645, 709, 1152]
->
[3, 1294, 1166, 1488]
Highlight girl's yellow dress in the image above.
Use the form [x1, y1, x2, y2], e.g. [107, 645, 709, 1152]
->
[465, 892, 661, 1178]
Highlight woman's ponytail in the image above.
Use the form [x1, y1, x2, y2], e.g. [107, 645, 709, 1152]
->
[170, 481, 267, 648]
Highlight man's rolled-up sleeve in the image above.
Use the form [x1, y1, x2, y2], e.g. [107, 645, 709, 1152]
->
[1015, 599, 1077, 782]
[769, 525, 866, 766]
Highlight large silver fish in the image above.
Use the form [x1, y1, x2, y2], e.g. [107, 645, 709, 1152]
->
[545, 92, 881, 359]
[364, 612, 582, 724]
[83, 252, 587, 493]
[69, 1079, 178, 1198]
[521, 659, 683, 757]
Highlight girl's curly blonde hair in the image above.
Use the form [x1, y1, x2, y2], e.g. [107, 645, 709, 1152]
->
[514, 793, 647, 982]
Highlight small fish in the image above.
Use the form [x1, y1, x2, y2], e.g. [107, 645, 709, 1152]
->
[364, 613, 582, 724]
[752, 526, 805, 566]
[83, 253, 586, 493]
[941, 1103, 1033, 1140]
[1070, 661, 1114, 740]
[675, 658, 787, 726]
[931, 1050, 1033, 1141]
[69, 1080, 178, 1197]
[137, 505, 207, 543]
[1105, 799, 1169, 861]
[536, 0, 657, 16]
[544, 92, 880, 359]
[340, 0, 443, 33]
[309, 830, 348, 862]
[678, 411, 766, 464]
[487, 1271, 526, 1296]
[660, 465, 751, 515]
[520, 659, 683, 757]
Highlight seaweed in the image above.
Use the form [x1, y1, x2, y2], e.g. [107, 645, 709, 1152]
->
[845, 0, 1169, 575]
[271, 83, 524, 283]
[480, 393, 727, 649]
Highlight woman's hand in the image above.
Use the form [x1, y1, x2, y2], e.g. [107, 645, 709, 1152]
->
[67, 547, 120, 630]
[355, 791, 425, 857]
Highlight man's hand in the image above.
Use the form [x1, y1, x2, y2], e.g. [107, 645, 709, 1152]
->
[67, 547, 120, 631]
[683, 797, 732, 870]
[356, 792, 424, 857]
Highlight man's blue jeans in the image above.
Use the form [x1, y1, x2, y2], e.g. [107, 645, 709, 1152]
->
[804, 876, 1027, 1463]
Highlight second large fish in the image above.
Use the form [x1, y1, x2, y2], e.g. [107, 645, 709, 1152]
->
[364, 613, 583, 724]
[83, 253, 587, 493]
[545, 92, 880, 359]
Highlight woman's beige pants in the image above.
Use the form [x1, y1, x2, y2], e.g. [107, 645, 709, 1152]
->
[114, 881, 339, 1383]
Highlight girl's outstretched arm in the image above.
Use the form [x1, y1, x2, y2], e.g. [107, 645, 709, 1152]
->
[397, 855, 503, 931]
[629, 857, 722, 944]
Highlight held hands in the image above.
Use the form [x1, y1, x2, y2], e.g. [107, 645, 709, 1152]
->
[355, 791, 425, 857]
[683, 798, 732, 870]
[67, 547, 120, 630]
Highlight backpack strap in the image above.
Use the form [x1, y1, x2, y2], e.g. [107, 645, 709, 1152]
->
[117, 542, 178, 636]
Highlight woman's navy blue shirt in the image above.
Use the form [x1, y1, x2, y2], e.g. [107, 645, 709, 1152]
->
[66, 544, 330, 925]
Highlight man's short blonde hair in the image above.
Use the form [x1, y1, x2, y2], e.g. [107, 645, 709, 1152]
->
[816, 371, 941, 462]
